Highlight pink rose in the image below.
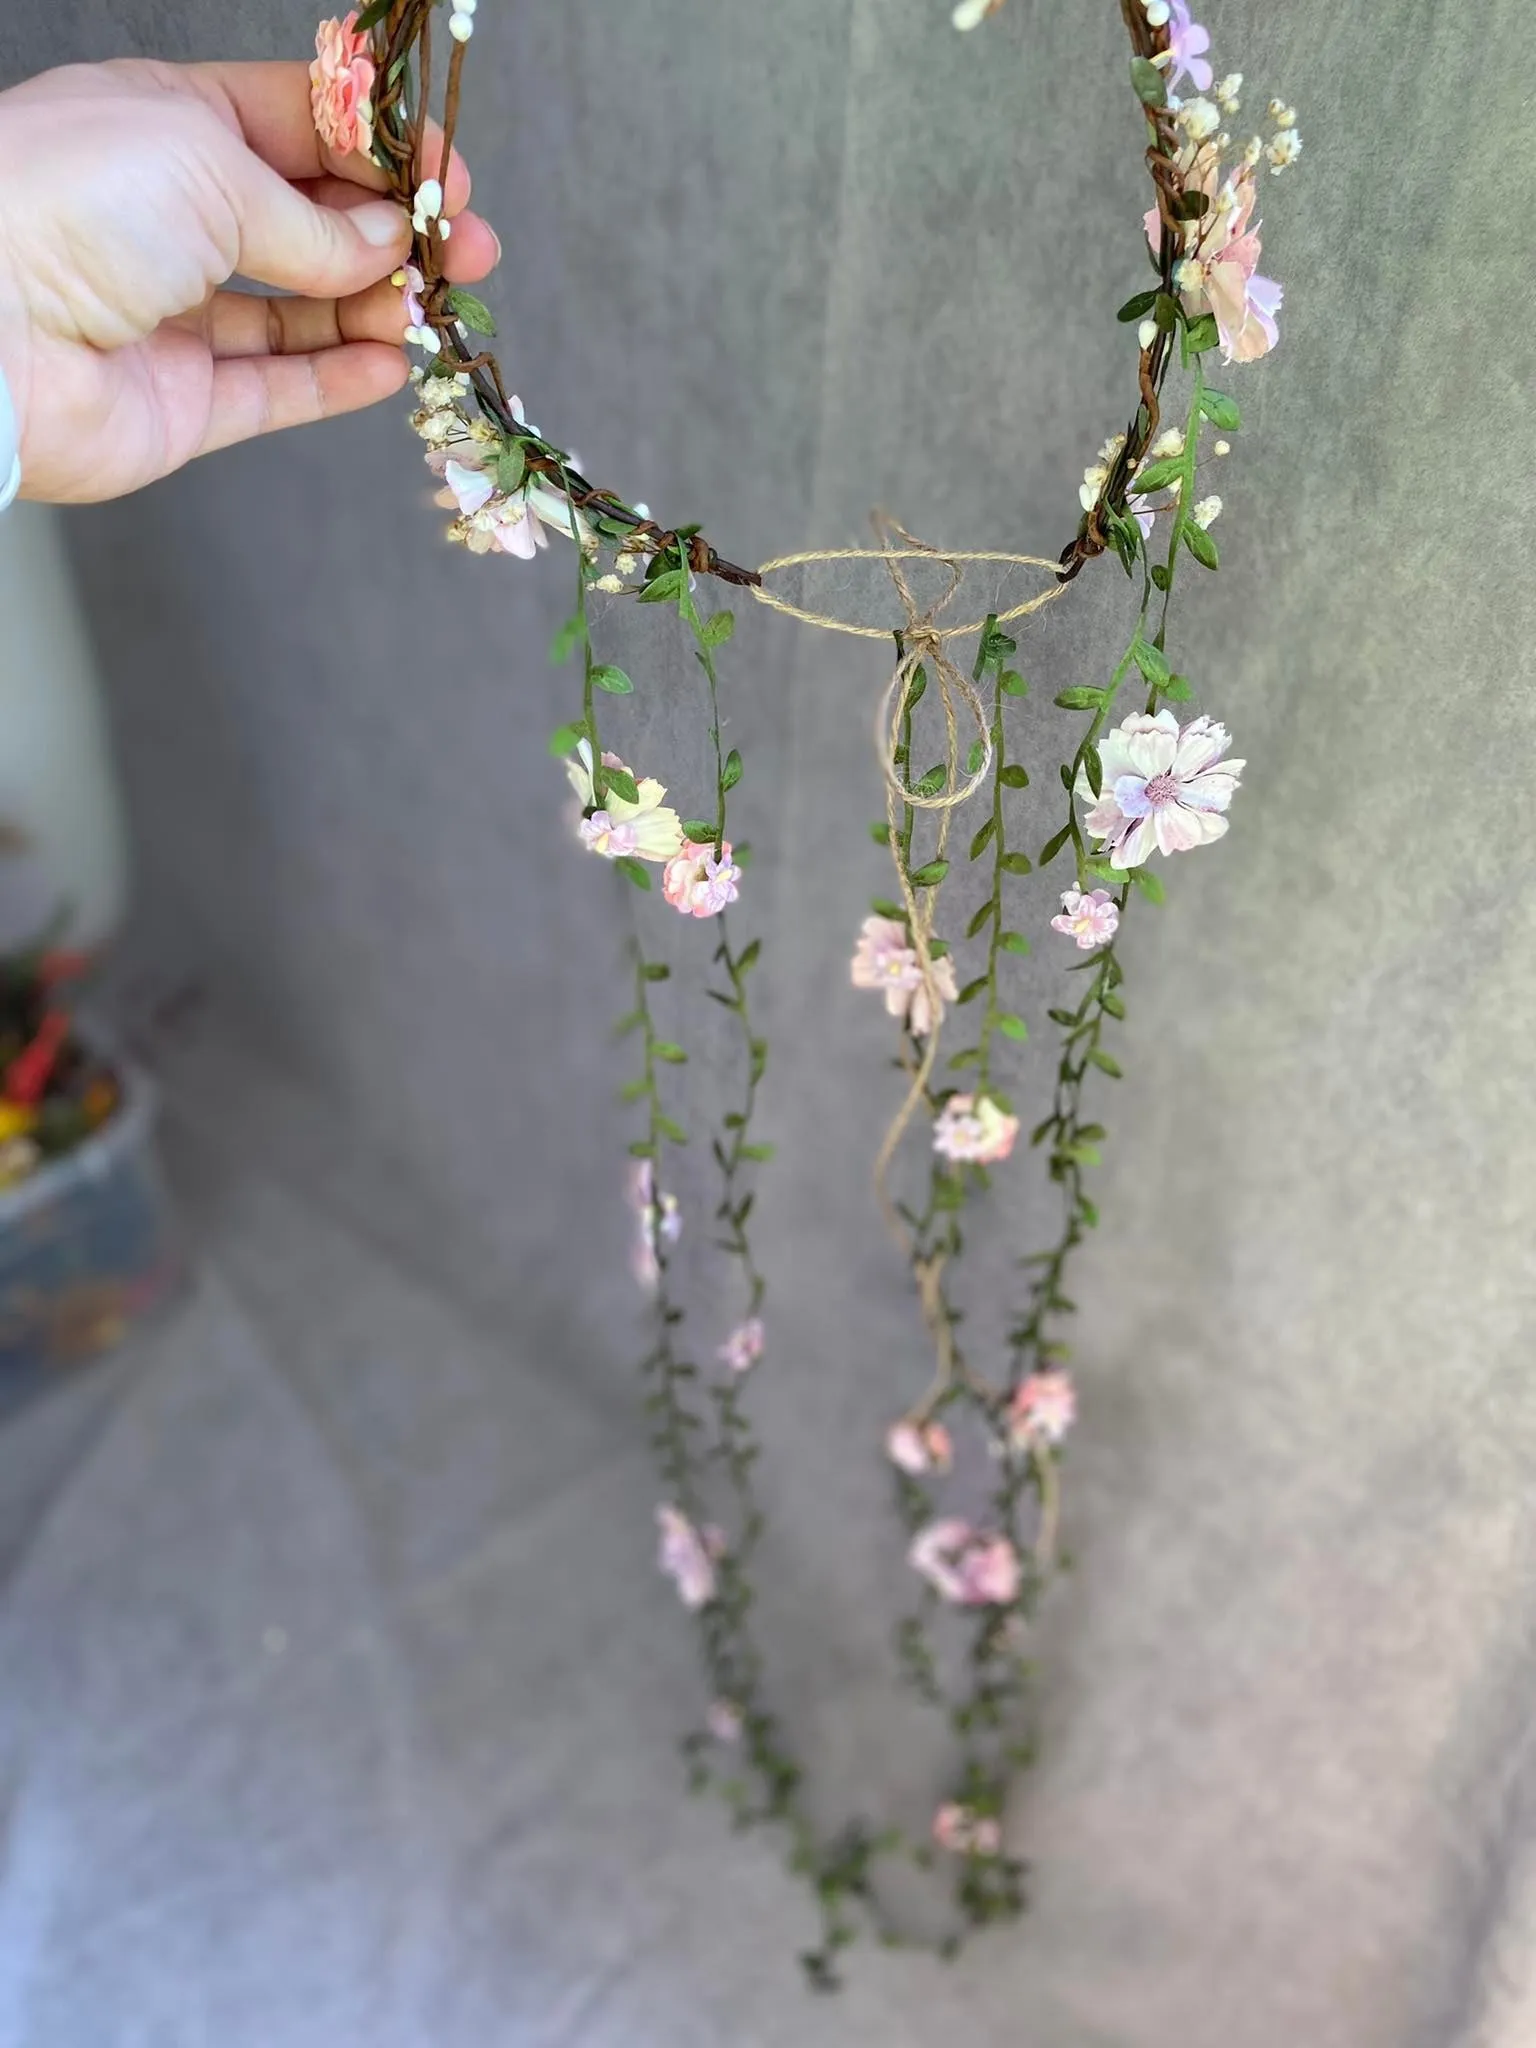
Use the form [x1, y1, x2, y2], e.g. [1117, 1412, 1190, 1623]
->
[310, 13, 377, 160]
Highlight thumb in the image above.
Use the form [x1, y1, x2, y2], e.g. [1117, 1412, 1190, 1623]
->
[213, 132, 411, 298]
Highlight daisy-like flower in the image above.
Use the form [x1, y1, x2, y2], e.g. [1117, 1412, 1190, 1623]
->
[662, 840, 742, 919]
[1076, 709, 1244, 867]
[909, 1520, 1021, 1606]
[656, 1505, 716, 1610]
[933, 1094, 1020, 1166]
[310, 13, 376, 159]
[886, 1417, 954, 1476]
[1007, 1371, 1077, 1450]
[933, 1803, 1002, 1857]
[566, 741, 685, 863]
[849, 916, 958, 1039]
[717, 1319, 765, 1375]
[1050, 887, 1120, 950]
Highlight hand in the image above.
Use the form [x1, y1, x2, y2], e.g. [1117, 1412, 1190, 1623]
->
[0, 58, 501, 502]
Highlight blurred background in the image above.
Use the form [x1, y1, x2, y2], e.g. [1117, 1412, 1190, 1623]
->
[2, 2, 1535, 2045]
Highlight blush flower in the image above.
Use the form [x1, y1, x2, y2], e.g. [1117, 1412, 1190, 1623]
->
[706, 1699, 743, 1743]
[656, 1505, 716, 1609]
[629, 1158, 681, 1290]
[850, 916, 958, 1038]
[311, 13, 376, 159]
[932, 1803, 1002, 1857]
[567, 741, 685, 863]
[909, 1520, 1022, 1606]
[1050, 888, 1120, 950]
[662, 840, 742, 919]
[886, 1417, 954, 1476]
[1076, 710, 1244, 867]
[718, 1319, 765, 1374]
[933, 1094, 1019, 1166]
[1007, 1371, 1077, 1450]
[1149, 160, 1283, 364]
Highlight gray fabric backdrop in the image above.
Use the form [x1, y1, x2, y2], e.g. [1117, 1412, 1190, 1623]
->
[3, 1, 1535, 2043]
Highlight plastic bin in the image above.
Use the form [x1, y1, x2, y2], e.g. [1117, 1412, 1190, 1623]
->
[0, 1058, 180, 1417]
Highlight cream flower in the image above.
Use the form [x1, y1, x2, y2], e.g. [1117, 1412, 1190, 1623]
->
[1077, 709, 1244, 867]
[849, 916, 957, 1038]
[310, 13, 376, 159]
[566, 741, 684, 863]
[933, 1094, 1019, 1166]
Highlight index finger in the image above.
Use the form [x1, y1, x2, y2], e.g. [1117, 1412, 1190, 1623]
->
[184, 59, 473, 214]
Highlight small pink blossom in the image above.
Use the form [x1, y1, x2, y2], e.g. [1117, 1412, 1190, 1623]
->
[662, 840, 742, 919]
[1077, 709, 1244, 867]
[578, 812, 640, 860]
[441, 456, 495, 518]
[310, 13, 376, 159]
[1148, 161, 1283, 364]
[909, 1520, 1022, 1606]
[1164, 2, 1213, 94]
[886, 1418, 954, 1476]
[717, 1319, 765, 1374]
[1050, 888, 1120, 950]
[1007, 1371, 1077, 1450]
[933, 1094, 1019, 1166]
[629, 1159, 680, 1290]
[932, 1803, 1002, 1857]
[657, 1505, 716, 1609]
[398, 263, 427, 330]
[850, 916, 957, 1038]
[706, 1699, 743, 1743]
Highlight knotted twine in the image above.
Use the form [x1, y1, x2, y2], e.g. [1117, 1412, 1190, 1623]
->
[748, 524, 1069, 1276]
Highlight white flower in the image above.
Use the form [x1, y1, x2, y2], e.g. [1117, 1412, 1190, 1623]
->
[1137, 317, 1158, 349]
[1151, 426, 1185, 460]
[1213, 438, 1231, 457]
[952, 0, 1004, 25]
[1268, 100, 1297, 126]
[1077, 709, 1244, 866]
[565, 740, 685, 862]
[1174, 257, 1205, 295]
[1192, 494, 1223, 528]
[1215, 71, 1243, 113]
[1266, 128, 1303, 173]
[448, 10, 474, 39]
[1177, 96, 1221, 142]
[1142, 0, 1171, 24]
[411, 178, 444, 235]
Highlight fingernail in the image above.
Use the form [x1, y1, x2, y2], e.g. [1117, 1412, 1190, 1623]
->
[487, 225, 503, 265]
[353, 201, 410, 251]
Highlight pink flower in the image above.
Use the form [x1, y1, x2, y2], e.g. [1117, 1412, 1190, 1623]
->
[441, 457, 495, 518]
[310, 13, 376, 159]
[662, 840, 742, 919]
[717, 1319, 765, 1374]
[398, 263, 427, 330]
[657, 1505, 716, 1609]
[933, 1094, 1019, 1166]
[707, 1699, 743, 1743]
[1164, 2, 1213, 95]
[1077, 710, 1244, 867]
[909, 1520, 1022, 1606]
[886, 1418, 954, 1476]
[578, 812, 640, 859]
[1148, 163, 1283, 363]
[1007, 1371, 1077, 1450]
[1050, 888, 1120, 950]
[567, 742, 684, 863]
[932, 1803, 1002, 1857]
[850, 916, 958, 1038]
[629, 1159, 681, 1290]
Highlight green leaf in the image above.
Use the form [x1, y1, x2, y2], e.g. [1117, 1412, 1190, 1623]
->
[1183, 523, 1220, 571]
[984, 627, 1017, 661]
[1132, 456, 1183, 496]
[1132, 636, 1171, 686]
[740, 1142, 776, 1163]
[872, 897, 906, 920]
[1059, 763, 1074, 790]
[652, 1042, 687, 1064]
[1081, 743, 1102, 797]
[1130, 54, 1167, 105]
[613, 1010, 645, 1037]
[1040, 823, 1073, 867]
[549, 615, 586, 665]
[1151, 562, 1171, 592]
[640, 962, 670, 982]
[656, 1114, 688, 1144]
[446, 287, 497, 336]
[958, 976, 990, 1006]
[928, 938, 949, 958]
[1089, 1047, 1123, 1078]
[966, 900, 994, 939]
[999, 930, 1030, 955]
[548, 721, 585, 759]
[1132, 866, 1167, 904]
[1000, 851, 1034, 876]
[909, 859, 950, 888]
[1160, 673, 1193, 703]
[950, 1046, 980, 1070]
[702, 610, 736, 648]
[1054, 687, 1104, 711]
[913, 764, 947, 799]
[614, 856, 651, 891]
[495, 443, 527, 494]
[1000, 764, 1030, 789]
[1116, 288, 1159, 323]
[904, 665, 928, 710]
[722, 750, 744, 791]
[1154, 291, 1180, 333]
[627, 1138, 654, 1159]
[997, 1014, 1029, 1043]
[1183, 312, 1220, 356]
[354, 0, 392, 27]
[639, 569, 686, 604]
[965, 740, 987, 777]
[1101, 992, 1127, 1019]
[869, 820, 893, 847]
[681, 820, 716, 840]
[737, 938, 762, 972]
[1199, 388, 1242, 431]
[591, 663, 634, 695]
[970, 816, 997, 861]
[1174, 189, 1211, 221]
[619, 1076, 648, 1103]
[601, 765, 641, 805]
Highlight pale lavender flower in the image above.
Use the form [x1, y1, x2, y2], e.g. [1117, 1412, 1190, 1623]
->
[656, 1504, 716, 1609]
[718, 1319, 765, 1375]
[1165, 1, 1213, 94]
[1050, 888, 1120, 950]
[578, 811, 640, 860]
[1077, 710, 1243, 867]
